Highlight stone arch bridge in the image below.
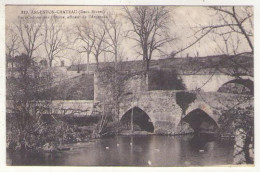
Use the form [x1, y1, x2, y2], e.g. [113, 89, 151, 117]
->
[95, 73, 253, 135]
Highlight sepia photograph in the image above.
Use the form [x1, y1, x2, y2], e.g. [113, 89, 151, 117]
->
[5, 4, 254, 167]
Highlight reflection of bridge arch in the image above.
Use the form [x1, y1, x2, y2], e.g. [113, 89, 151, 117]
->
[120, 106, 154, 133]
[217, 78, 254, 95]
[183, 108, 219, 134]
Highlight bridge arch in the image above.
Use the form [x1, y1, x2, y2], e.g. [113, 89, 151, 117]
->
[180, 75, 253, 92]
[182, 108, 219, 134]
[120, 106, 154, 133]
[217, 78, 254, 95]
[186, 102, 216, 122]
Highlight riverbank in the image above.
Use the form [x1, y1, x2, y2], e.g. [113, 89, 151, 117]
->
[6, 113, 103, 152]
[7, 112, 237, 153]
[119, 130, 154, 136]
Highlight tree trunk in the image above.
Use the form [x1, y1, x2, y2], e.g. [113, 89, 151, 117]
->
[77, 64, 80, 73]
[87, 53, 90, 74]
[95, 55, 99, 70]
[146, 60, 150, 72]
[244, 134, 254, 164]
[49, 59, 52, 67]
[233, 128, 247, 164]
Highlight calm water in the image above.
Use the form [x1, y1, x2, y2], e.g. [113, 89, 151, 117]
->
[7, 135, 234, 166]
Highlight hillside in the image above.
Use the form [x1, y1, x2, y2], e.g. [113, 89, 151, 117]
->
[38, 74, 94, 100]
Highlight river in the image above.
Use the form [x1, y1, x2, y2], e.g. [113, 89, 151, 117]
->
[7, 134, 234, 166]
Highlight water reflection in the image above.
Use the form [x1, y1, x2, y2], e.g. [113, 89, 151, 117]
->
[7, 135, 234, 166]
[189, 133, 216, 150]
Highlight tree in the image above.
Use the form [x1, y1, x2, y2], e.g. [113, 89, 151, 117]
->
[218, 96, 253, 164]
[75, 20, 96, 73]
[69, 51, 84, 73]
[15, 16, 44, 67]
[7, 16, 45, 150]
[124, 6, 174, 71]
[6, 27, 20, 76]
[178, 7, 253, 56]
[43, 17, 66, 67]
[99, 10, 123, 67]
[75, 19, 107, 70]
[210, 7, 253, 53]
[92, 25, 107, 69]
[209, 7, 253, 165]
[97, 63, 138, 134]
[184, 6, 254, 164]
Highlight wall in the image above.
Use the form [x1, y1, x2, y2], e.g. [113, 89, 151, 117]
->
[94, 72, 148, 104]
[51, 100, 94, 116]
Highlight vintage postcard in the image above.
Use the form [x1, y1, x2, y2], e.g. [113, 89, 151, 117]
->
[4, 2, 255, 168]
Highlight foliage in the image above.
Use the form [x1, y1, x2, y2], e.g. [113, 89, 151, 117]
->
[148, 69, 186, 90]
[175, 91, 197, 132]
[96, 66, 139, 134]
[219, 103, 254, 164]
[63, 115, 101, 126]
[98, 66, 133, 110]
[6, 113, 100, 152]
[176, 91, 196, 114]
[219, 104, 253, 135]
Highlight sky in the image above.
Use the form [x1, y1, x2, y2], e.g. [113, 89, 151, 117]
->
[5, 5, 253, 66]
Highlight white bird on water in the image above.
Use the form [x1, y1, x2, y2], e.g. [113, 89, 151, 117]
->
[117, 143, 119, 147]
[130, 142, 133, 146]
[106, 147, 109, 150]
[184, 161, 191, 165]
[155, 148, 160, 152]
[147, 160, 152, 166]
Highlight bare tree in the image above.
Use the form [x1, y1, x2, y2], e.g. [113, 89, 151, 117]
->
[97, 65, 137, 134]
[124, 6, 174, 71]
[15, 16, 44, 68]
[7, 16, 45, 150]
[92, 25, 107, 69]
[6, 27, 20, 76]
[184, 6, 254, 164]
[210, 7, 253, 52]
[69, 51, 84, 73]
[44, 17, 66, 67]
[75, 20, 96, 73]
[208, 8, 254, 165]
[99, 10, 123, 68]
[177, 6, 253, 56]
[209, 30, 253, 78]
[75, 19, 107, 71]
[97, 10, 126, 131]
